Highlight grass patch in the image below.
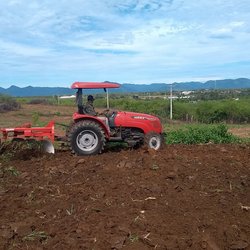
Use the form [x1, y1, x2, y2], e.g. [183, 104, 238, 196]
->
[22, 231, 48, 242]
[129, 234, 139, 243]
[166, 124, 241, 144]
[150, 164, 159, 170]
[0, 165, 20, 177]
[3, 166, 20, 176]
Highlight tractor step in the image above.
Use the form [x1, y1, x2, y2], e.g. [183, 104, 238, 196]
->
[109, 136, 123, 142]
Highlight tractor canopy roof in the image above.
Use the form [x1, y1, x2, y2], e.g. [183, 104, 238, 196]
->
[71, 81, 120, 89]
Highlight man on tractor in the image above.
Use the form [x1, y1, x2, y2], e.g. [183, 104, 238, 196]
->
[76, 90, 98, 116]
[85, 95, 98, 116]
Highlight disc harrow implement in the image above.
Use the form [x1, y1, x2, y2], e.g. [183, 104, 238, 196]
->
[0, 121, 55, 154]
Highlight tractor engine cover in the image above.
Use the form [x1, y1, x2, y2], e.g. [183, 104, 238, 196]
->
[113, 111, 163, 134]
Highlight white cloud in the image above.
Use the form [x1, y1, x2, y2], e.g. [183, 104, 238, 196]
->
[0, 40, 50, 57]
[230, 21, 245, 28]
[0, 0, 250, 87]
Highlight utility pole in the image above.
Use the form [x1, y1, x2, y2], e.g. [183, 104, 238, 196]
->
[170, 83, 173, 120]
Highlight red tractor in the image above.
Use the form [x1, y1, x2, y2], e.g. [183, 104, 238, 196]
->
[0, 81, 165, 155]
[67, 82, 164, 155]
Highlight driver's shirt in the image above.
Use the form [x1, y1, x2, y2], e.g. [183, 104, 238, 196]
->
[85, 101, 97, 116]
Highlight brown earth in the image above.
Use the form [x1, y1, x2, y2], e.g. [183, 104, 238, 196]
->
[229, 128, 250, 139]
[0, 144, 249, 250]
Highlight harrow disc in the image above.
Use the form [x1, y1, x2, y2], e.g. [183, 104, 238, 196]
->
[41, 140, 55, 154]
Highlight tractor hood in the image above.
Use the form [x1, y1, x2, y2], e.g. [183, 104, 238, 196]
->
[114, 111, 163, 134]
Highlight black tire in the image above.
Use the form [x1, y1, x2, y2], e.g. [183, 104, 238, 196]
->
[144, 132, 164, 150]
[65, 121, 75, 138]
[63, 121, 75, 150]
[11, 138, 25, 142]
[68, 120, 106, 155]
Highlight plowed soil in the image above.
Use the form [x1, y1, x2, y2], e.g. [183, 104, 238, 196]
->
[0, 144, 249, 250]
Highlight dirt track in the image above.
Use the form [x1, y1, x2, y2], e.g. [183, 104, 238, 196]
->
[0, 144, 250, 249]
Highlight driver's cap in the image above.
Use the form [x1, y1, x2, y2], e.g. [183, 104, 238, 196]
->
[87, 95, 95, 101]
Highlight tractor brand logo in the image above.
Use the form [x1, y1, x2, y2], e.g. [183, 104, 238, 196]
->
[131, 116, 156, 121]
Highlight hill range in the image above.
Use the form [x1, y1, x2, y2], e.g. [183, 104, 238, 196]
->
[0, 78, 250, 97]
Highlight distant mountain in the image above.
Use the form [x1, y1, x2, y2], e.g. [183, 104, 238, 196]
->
[0, 78, 250, 97]
[0, 85, 75, 97]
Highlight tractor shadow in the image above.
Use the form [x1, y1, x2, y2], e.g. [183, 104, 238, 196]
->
[104, 142, 130, 153]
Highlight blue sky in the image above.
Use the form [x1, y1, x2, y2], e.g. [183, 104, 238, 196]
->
[0, 0, 250, 88]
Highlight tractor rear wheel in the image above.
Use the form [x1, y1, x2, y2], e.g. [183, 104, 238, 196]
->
[68, 120, 106, 155]
[65, 121, 74, 138]
[144, 132, 163, 150]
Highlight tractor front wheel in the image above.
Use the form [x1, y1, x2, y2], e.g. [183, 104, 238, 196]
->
[144, 132, 163, 150]
[68, 120, 106, 155]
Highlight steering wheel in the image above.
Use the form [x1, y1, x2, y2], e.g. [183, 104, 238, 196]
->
[99, 109, 110, 117]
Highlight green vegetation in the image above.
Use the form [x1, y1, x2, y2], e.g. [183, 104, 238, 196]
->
[0, 166, 20, 177]
[4, 166, 20, 176]
[28, 98, 50, 105]
[22, 231, 48, 242]
[0, 94, 21, 113]
[19, 96, 250, 124]
[151, 164, 160, 170]
[14, 89, 250, 124]
[166, 124, 241, 144]
[187, 88, 250, 100]
[195, 99, 250, 123]
[94, 98, 249, 124]
[32, 112, 46, 126]
[97, 98, 169, 117]
[129, 234, 139, 243]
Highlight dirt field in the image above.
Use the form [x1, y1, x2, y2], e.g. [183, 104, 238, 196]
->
[0, 104, 250, 249]
[228, 127, 250, 139]
[0, 144, 249, 249]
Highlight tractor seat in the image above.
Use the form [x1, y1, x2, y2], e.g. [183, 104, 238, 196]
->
[108, 111, 117, 128]
[78, 105, 87, 114]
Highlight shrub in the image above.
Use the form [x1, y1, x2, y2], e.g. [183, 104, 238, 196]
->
[95, 98, 169, 117]
[166, 124, 240, 144]
[0, 94, 21, 113]
[196, 99, 250, 123]
[28, 99, 49, 105]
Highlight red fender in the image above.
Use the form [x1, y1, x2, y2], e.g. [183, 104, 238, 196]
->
[72, 113, 110, 138]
